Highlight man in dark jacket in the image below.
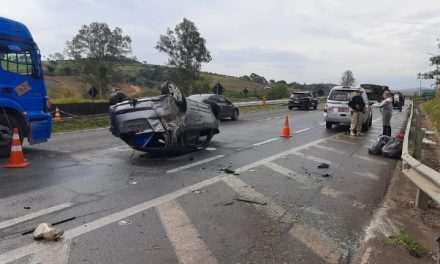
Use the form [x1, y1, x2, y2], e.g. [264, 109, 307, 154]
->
[348, 90, 366, 136]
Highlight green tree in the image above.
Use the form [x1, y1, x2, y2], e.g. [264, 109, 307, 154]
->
[340, 70, 356, 86]
[155, 18, 211, 94]
[425, 39, 440, 93]
[65, 22, 132, 98]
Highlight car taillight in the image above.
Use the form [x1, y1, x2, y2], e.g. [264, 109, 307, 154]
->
[324, 104, 328, 112]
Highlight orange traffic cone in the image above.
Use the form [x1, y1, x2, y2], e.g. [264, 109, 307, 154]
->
[4, 128, 30, 168]
[54, 107, 61, 123]
[280, 115, 292, 138]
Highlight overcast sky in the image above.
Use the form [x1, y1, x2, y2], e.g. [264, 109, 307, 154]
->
[2, 0, 440, 89]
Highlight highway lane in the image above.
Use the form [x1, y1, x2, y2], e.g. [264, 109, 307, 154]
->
[0, 106, 408, 263]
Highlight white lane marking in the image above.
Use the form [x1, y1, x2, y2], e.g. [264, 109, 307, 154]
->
[294, 128, 311, 134]
[167, 155, 225, 173]
[319, 122, 326, 125]
[223, 176, 286, 219]
[157, 200, 218, 264]
[237, 133, 339, 173]
[353, 171, 380, 181]
[264, 162, 310, 185]
[0, 175, 228, 264]
[289, 224, 345, 264]
[29, 239, 71, 264]
[320, 186, 366, 210]
[252, 137, 280, 147]
[291, 152, 332, 165]
[312, 144, 346, 155]
[327, 138, 357, 145]
[352, 154, 388, 166]
[256, 115, 284, 122]
[0, 133, 342, 263]
[0, 202, 74, 230]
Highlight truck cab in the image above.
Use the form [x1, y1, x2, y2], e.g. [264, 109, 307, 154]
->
[0, 17, 51, 157]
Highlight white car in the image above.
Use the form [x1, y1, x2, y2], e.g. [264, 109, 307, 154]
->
[324, 86, 373, 130]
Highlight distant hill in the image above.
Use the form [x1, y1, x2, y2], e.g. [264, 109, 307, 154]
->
[42, 60, 335, 102]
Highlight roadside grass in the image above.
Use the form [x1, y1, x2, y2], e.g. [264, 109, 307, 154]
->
[422, 95, 440, 132]
[389, 231, 426, 257]
[52, 115, 109, 133]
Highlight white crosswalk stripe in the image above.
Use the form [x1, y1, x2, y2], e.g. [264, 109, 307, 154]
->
[264, 162, 311, 186]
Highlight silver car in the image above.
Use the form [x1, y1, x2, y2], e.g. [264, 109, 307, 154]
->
[324, 86, 372, 130]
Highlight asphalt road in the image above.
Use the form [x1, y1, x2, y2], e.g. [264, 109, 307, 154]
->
[0, 106, 409, 264]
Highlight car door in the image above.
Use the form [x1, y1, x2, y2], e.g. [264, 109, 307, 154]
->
[213, 95, 229, 118]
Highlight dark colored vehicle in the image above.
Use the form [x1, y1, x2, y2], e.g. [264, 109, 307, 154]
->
[360, 84, 389, 104]
[288, 92, 318, 110]
[0, 17, 51, 158]
[187, 94, 239, 120]
[109, 82, 219, 154]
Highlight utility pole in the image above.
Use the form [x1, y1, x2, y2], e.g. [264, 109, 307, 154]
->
[417, 72, 422, 96]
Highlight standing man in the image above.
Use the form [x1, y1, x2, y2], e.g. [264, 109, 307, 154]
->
[348, 90, 366, 136]
[373, 90, 393, 136]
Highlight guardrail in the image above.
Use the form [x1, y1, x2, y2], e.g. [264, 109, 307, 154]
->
[235, 99, 288, 107]
[401, 103, 440, 208]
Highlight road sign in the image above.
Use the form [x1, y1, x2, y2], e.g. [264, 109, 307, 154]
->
[88, 86, 98, 98]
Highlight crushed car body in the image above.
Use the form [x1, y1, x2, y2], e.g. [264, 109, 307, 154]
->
[109, 82, 220, 154]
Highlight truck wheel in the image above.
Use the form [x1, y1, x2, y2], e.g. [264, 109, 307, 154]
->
[326, 122, 332, 130]
[0, 115, 23, 158]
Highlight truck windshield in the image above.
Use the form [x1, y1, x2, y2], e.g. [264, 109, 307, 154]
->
[0, 44, 35, 76]
[328, 90, 354, 101]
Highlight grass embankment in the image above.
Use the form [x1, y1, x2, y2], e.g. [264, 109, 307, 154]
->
[51, 104, 285, 133]
[422, 93, 440, 131]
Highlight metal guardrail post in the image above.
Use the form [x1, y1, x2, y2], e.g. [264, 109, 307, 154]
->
[413, 109, 430, 209]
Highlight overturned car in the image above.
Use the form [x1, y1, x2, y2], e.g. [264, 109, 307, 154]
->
[109, 82, 220, 154]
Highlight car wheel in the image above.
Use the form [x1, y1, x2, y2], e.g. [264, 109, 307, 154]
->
[305, 103, 310, 110]
[109, 91, 127, 106]
[326, 122, 332, 130]
[313, 104, 317, 110]
[160, 82, 187, 112]
[231, 109, 239, 120]
[288, 106, 293, 110]
[369, 115, 372, 127]
[0, 115, 23, 158]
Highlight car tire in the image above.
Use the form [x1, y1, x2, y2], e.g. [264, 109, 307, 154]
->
[231, 109, 239, 120]
[369, 115, 372, 127]
[288, 106, 293, 110]
[0, 115, 23, 158]
[109, 91, 127, 106]
[305, 103, 310, 110]
[160, 82, 187, 112]
[326, 122, 332, 130]
[313, 104, 317, 110]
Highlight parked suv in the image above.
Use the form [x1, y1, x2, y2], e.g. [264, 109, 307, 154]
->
[324, 86, 373, 130]
[288, 92, 318, 110]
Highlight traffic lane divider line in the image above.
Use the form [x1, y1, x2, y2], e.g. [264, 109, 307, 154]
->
[291, 152, 333, 166]
[252, 138, 280, 147]
[289, 224, 345, 264]
[157, 199, 218, 264]
[312, 144, 346, 155]
[320, 186, 367, 210]
[264, 162, 312, 186]
[166, 155, 225, 173]
[293, 128, 311, 134]
[0, 202, 74, 230]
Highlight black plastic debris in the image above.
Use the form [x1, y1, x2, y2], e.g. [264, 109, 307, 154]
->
[317, 163, 330, 169]
[234, 196, 267, 205]
[321, 173, 331, 178]
[368, 135, 391, 155]
[24, 206, 31, 210]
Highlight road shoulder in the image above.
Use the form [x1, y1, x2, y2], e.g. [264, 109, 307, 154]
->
[354, 160, 439, 264]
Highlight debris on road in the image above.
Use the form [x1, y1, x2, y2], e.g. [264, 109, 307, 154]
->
[422, 138, 437, 146]
[222, 201, 234, 206]
[193, 189, 206, 194]
[221, 166, 240, 175]
[321, 173, 331, 178]
[317, 163, 330, 169]
[249, 169, 255, 172]
[234, 196, 267, 205]
[128, 178, 138, 185]
[118, 220, 132, 226]
[33, 223, 64, 241]
[146, 245, 162, 251]
[24, 206, 31, 210]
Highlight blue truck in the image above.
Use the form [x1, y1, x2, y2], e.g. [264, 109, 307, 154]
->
[0, 17, 51, 157]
